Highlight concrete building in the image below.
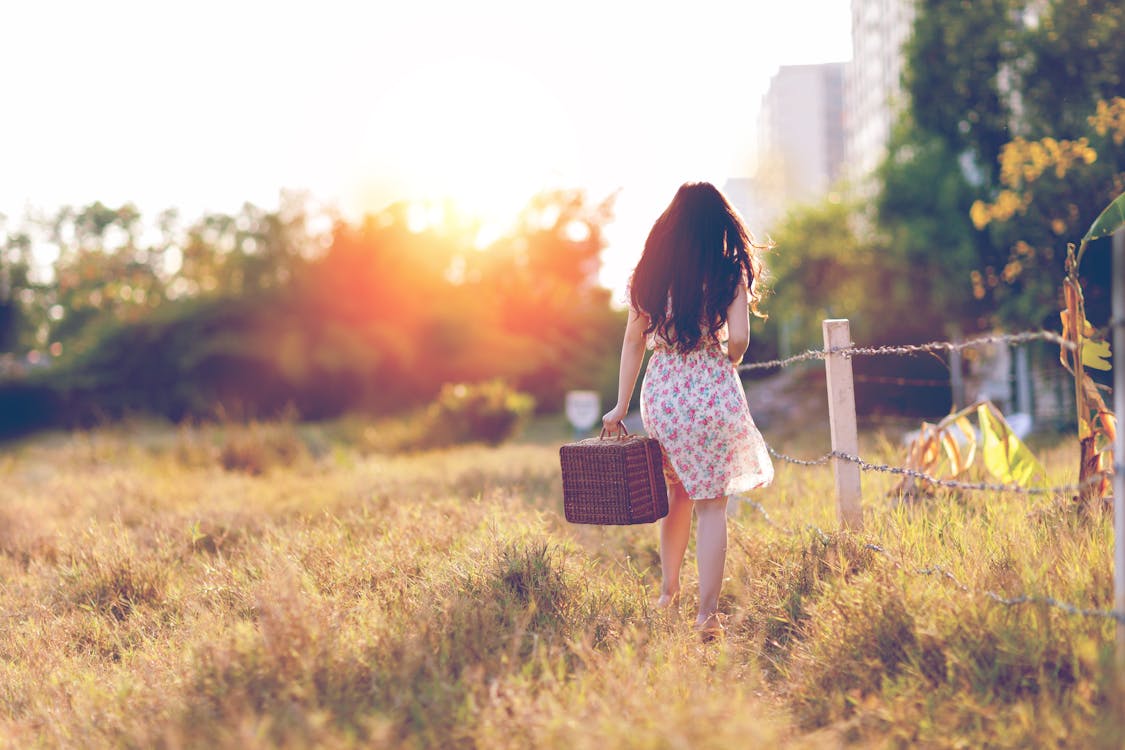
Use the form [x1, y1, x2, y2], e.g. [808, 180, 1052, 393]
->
[753, 62, 846, 233]
[844, 0, 916, 188]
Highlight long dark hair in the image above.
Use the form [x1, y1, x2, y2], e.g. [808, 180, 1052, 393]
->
[629, 182, 767, 352]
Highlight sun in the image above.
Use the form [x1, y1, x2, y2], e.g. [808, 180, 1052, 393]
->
[352, 57, 577, 237]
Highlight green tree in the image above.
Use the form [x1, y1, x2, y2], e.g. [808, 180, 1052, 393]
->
[892, 0, 1125, 327]
[876, 123, 985, 326]
[175, 194, 320, 299]
[906, 0, 1022, 183]
[0, 217, 34, 353]
[768, 199, 876, 349]
[769, 197, 960, 415]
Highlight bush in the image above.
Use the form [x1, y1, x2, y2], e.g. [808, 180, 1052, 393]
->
[217, 421, 308, 475]
[0, 382, 58, 439]
[418, 380, 535, 447]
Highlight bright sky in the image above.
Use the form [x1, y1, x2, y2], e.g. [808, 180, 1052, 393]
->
[0, 0, 852, 293]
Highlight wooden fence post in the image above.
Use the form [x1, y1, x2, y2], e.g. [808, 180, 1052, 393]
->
[823, 319, 863, 530]
[949, 330, 965, 411]
[1112, 228, 1124, 678]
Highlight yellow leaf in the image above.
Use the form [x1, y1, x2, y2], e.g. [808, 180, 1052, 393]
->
[1096, 410, 1117, 442]
[978, 404, 1045, 486]
[970, 201, 991, 230]
[1081, 337, 1112, 371]
[921, 437, 941, 469]
[941, 431, 965, 476]
[954, 416, 977, 468]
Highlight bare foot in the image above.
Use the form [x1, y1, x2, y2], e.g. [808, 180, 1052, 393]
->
[655, 591, 680, 609]
[694, 612, 724, 642]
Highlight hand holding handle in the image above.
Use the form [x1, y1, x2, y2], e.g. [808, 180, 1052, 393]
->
[600, 422, 630, 438]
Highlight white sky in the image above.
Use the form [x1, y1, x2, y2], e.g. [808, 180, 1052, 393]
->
[0, 0, 852, 290]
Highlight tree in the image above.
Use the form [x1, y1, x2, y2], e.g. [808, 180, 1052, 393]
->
[0, 218, 33, 353]
[876, 122, 987, 329]
[905, 0, 1022, 185]
[768, 199, 874, 344]
[769, 197, 961, 415]
[892, 0, 1125, 327]
[474, 189, 620, 409]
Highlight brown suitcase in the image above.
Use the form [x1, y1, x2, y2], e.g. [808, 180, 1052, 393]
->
[559, 426, 670, 525]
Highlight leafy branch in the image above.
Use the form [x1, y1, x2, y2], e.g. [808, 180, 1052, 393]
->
[1061, 191, 1122, 505]
[898, 400, 1044, 500]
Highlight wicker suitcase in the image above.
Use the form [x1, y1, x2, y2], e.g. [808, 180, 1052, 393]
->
[559, 426, 669, 525]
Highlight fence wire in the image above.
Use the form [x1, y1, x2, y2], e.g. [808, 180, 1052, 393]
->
[764, 445, 1100, 496]
[734, 500, 1125, 625]
[863, 542, 1125, 624]
[734, 326, 1121, 625]
[853, 374, 951, 387]
[740, 329, 1074, 372]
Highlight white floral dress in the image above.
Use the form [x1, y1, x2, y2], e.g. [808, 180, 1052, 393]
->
[639, 328, 773, 500]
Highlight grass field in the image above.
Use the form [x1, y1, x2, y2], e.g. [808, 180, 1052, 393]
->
[0, 416, 1122, 748]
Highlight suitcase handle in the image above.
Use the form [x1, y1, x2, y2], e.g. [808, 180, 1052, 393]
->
[600, 423, 630, 439]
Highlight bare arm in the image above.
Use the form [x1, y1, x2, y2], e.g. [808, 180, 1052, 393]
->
[726, 280, 750, 364]
[602, 309, 648, 430]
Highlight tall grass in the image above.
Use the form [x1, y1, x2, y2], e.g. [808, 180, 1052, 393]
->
[0, 420, 1121, 748]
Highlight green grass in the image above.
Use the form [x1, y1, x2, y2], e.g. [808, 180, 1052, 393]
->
[0, 418, 1121, 748]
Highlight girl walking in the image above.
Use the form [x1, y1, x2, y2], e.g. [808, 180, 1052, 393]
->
[601, 181, 773, 638]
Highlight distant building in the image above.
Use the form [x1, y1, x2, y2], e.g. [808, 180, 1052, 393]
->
[844, 0, 916, 189]
[753, 62, 846, 233]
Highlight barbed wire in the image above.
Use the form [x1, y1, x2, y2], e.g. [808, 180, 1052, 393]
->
[863, 542, 1125, 624]
[740, 330, 1074, 373]
[853, 374, 951, 387]
[864, 543, 970, 591]
[840, 330, 1072, 359]
[739, 348, 829, 372]
[765, 445, 833, 467]
[733, 326, 1121, 623]
[765, 445, 1099, 496]
[982, 593, 1125, 622]
[859, 415, 940, 428]
[739, 499, 799, 537]
[734, 503, 1125, 624]
[833, 449, 1100, 495]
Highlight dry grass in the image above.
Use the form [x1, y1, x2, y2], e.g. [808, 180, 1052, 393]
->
[0, 418, 1121, 748]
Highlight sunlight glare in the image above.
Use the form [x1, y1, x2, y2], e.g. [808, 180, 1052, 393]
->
[354, 58, 578, 235]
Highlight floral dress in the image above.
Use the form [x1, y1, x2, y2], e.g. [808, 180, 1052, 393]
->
[639, 326, 773, 500]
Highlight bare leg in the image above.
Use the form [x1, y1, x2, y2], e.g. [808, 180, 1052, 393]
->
[657, 480, 692, 607]
[693, 496, 728, 630]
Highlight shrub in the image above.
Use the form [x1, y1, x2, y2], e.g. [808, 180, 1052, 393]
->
[218, 421, 307, 475]
[418, 380, 535, 447]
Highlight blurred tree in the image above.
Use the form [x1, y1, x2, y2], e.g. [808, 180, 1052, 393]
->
[470, 189, 619, 409]
[768, 198, 877, 349]
[300, 188, 621, 411]
[891, 0, 1124, 327]
[767, 196, 967, 343]
[12, 194, 324, 363]
[176, 195, 317, 299]
[875, 123, 988, 331]
[38, 202, 165, 351]
[0, 186, 621, 432]
[906, 0, 1022, 185]
[1021, 2, 1125, 137]
[0, 218, 33, 353]
[769, 197, 960, 416]
[970, 101, 1123, 325]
